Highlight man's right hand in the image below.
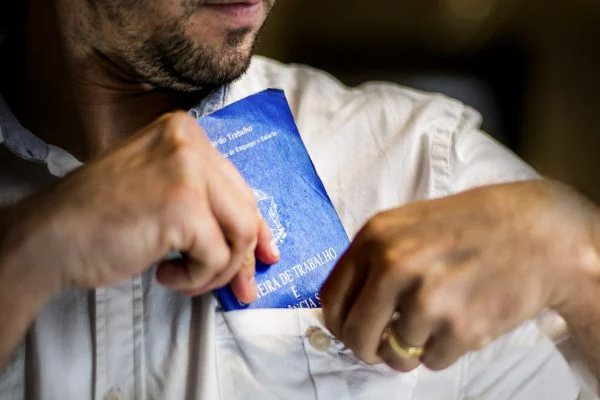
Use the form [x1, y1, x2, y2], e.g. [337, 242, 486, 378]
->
[4, 111, 279, 304]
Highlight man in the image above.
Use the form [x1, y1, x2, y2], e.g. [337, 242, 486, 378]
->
[0, 0, 598, 399]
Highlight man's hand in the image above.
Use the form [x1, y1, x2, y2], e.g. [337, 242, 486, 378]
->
[0, 111, 280, 368]
[4, 111, 279, 302]
[320, 180, 600, 372]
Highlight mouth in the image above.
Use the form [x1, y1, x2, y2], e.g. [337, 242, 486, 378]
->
[200, 0, 264, 28]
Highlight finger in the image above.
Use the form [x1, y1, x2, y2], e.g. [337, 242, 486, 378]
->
[420, 323, 470, 371]
[255, 218, 280, 265]
[228, 250, 257, 304]
[180, 261, 243, 297]
[378, 296, 434, 372]
[320, 247, 366, 340]
[217, 157, 258, 204]
[228, 218, 277, 304]
[377, 331, 422, 373]
[207, 174, 259, 285]
[158, 259, 204, 294]
[156, 257, 229, 294]
[157, 213, 230, 291]
[191, 248, 249, 294]
[341, 265, 421, 365]
[215, 161, 279, 265]
[180, 253, 253, 297]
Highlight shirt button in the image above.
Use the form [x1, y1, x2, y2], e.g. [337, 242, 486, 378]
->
[307, 327, 332, 352]
[104, 389, 127, 400]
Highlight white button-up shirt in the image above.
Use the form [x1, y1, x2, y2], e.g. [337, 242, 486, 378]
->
[0, 56, 596, 399]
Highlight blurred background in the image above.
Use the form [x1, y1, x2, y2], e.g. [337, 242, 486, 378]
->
[256, 0, 600, 202]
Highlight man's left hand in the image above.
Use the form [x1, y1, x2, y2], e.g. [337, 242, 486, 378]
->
[320, 180, 600, 372]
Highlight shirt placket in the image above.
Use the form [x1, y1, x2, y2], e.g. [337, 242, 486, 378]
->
[301, 321, 352, 400]
[94, 275, 145, 400]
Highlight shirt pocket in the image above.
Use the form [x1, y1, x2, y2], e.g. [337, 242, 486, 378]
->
[215, 308, 419, 400]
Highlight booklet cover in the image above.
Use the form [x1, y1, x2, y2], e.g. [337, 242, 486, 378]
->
[197, 89, 349, 310]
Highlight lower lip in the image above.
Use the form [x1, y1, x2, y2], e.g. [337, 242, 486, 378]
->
[202, 3, 263, 27]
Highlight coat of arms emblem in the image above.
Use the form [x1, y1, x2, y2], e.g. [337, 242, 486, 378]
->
[254, 189, 287, 245]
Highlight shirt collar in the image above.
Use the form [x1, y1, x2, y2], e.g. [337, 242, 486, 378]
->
[189, 84, 229, 118]
[0, 95, 49, 163]
[0, 85, 228, 177]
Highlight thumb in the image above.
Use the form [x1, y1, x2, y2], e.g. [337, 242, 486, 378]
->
[255, 218, 280, 265]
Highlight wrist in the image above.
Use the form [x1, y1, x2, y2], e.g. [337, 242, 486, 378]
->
[551, 190, 600, 324]
[0, 201, 65, 309]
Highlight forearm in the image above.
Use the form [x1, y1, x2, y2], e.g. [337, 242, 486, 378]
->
[562, 294, 600, 387]
[559, 205, 600, 386]
[0, 203, 62, 368]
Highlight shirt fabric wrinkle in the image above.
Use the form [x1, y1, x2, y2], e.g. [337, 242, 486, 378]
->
[0, 55, 595, 400]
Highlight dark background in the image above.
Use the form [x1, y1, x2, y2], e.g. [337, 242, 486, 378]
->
[257, 0, 600, 202]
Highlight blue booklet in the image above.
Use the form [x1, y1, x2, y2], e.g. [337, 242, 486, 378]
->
[197, 89, 350, 310]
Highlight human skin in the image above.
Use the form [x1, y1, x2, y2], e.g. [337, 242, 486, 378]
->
[321, 180, 600, 385]
[1, 0, 599, 389]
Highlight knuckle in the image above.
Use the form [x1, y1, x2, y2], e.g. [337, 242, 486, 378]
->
[448, 313, 489, 349]
[378, 248, 411, 283]
[162, 111, 196, 134]
[159, 195, 199, 249]
[209, 269, 234, 290]
[412, 291, 436, 320]
[361, 213, 389, 241]
[159, 113, 207, 156]
[379, 246, 399, 267]
[171, 142, 195, 170]
[231, 218, 258, 249]
[416, 283, 451, 320]
[379, 247, 401, 271]
[238, 253, 256, 277]
[192, 245, 230, 286]
[160, 113, 191, 140]
[418, 281, 458, 322]
[242, 250, 256, 267]
[211, 247, 231, 274]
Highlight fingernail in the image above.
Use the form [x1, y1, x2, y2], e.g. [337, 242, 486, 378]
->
[271, 240, 280, 259]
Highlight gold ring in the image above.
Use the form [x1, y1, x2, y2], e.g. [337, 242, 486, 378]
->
[385, 328, 425, 360]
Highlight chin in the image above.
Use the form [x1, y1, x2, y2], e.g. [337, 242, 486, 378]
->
[135, 22, 259, 91]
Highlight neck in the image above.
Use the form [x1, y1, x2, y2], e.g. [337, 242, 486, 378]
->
[1, 2, 206, 161]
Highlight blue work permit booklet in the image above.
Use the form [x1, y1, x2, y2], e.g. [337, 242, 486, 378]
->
[197, 89, 350, 310]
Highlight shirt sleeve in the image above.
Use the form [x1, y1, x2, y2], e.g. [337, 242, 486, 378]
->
[447, 105, 539, 195]
[445, 106, 599, 398]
